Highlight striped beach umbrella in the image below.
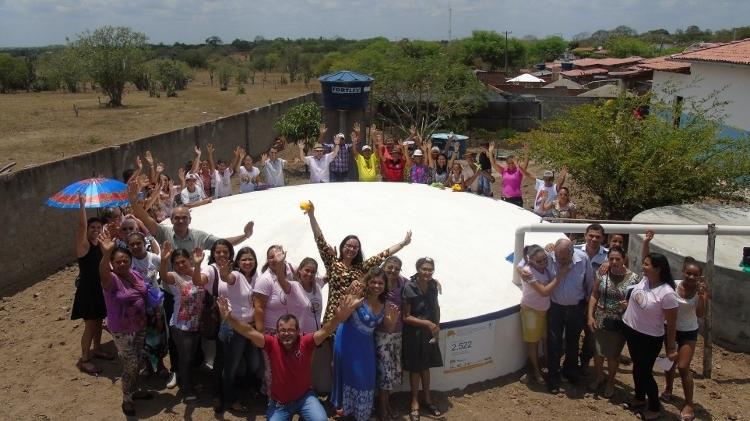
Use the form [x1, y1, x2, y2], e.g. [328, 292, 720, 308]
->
[46, 177, 129, 209]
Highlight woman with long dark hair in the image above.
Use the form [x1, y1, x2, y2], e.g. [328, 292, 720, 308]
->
[402, 257, 444, 420]
[587, 246, 640, 397]
[660, 256, 710, 421]
[622, 252, 679, 420]
[332, 267, 399, 421]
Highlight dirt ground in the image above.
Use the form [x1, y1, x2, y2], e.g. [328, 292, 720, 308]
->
[0, 71, 315, 171]
[1, 262, 748, 420]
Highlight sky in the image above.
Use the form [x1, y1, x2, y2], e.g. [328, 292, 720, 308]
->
[1, 0, 748, 47]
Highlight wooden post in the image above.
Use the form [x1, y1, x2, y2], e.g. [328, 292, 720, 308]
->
[703, 223, 716, 379]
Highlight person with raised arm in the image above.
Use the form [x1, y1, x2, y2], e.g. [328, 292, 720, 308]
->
[331, 267, 401, 421]
[403, 130, 431, 184]
[489, 142, 532, 207]
[234, 147, 262, 193]
[158, 241, 207, 402]
[71, 193, 111, 376]
[303, 200, 411, 324]
[261, 144, 288, 188]
[352, 123, 379, 182]
[206, 143, 241, 198]
[98, 230, 150, 416]
[298, 125, 341, 183]
[319, 123, 353, 182]
[533, 166, 568, 216]
[253, 245, 311, 334]
[217, 293, 364, 421]
[426, 137, 456, 186]
[128, 177, 254, 251]
[378, 134, 406, 182]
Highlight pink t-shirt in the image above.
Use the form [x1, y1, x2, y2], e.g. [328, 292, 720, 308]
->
[519, 261, 554, 311]
[254, 267, 311, 333]
[203, 265, 256, 323]
[103, 270, 148, 334]
[501, 167, 523, 198]
[622, 276, 679, 337]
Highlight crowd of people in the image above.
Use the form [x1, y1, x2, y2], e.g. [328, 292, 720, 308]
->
[518, 225, 710, 421]
[69, 125, 710, 420]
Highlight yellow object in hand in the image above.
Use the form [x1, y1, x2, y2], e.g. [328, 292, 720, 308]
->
[451, 184, 462, 192]
[300, 200, 312, 211]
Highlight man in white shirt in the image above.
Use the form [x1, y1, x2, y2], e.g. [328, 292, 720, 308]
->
[533, 167, 567, 216]
[299, 139, 341, 183]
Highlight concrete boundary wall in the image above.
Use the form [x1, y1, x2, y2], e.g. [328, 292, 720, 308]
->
[0, 92, 316, 295]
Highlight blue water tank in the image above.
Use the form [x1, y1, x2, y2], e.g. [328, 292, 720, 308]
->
[561, 61, 574, 71]
[319, 70, 374, 110]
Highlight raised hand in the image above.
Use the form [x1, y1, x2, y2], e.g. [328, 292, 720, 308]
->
[304, 200, 315, 215]
[78, 192, 86, 208]
[644, 230, 654, 243]
[193, 247, 205, 267]
[145, 151, 154, 166]
[409, 125, 417, 137]
[194, 145, 201, 156]
[156, 162, 165, 173]
[178, 167, 185, 182]
[161, 241, 173, 262]
[127, 177, 140, 201]
[136, 155, 143, 171]
[319, 123, 327, 136]
[297, 140, 306, 150]
[98, 231, 115, 254]
[217, 256, 232, 279]
[403, 230, 412, 247]
[488, 142, 496, 155]
[238, 146, 246, 158]
[336, 294, 364, 322]
[206, 143, 215, 154]
[243, 220, 254, 238]
[217, 296, 232, 320]
[261, 153, 269, 163]
[385, 304, 400, 324]
[353, 122, 360, 135]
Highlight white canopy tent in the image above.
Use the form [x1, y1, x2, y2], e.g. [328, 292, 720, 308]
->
[506, 73, 546, 83]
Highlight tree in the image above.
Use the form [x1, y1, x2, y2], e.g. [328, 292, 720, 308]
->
[0, 53, 30, 93]
[217, 61, 234, 91]
[605, 37, 656, 58]
[274, 102, 322, 147]
[36, 48, 85, 92]
[610, 25, 638, 38]
[460, 30, 525, 71]
[72, 26, 147, 106]
[147, 58, 192, 96]
[517, 93, 750, 220]
[530, 36, 567, 62]
[205, 36, 223, 47]
[370, 45, 486, 139]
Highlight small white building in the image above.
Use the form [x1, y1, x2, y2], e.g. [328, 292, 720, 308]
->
[647, 39, 750, 137]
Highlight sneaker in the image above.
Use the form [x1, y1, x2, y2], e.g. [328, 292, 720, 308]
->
[166, 372, 178, 389]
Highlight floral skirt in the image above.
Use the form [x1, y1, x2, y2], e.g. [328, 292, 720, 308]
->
[375, 331, 402, 391]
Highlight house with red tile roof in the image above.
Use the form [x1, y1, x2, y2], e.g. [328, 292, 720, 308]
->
[652, 39, 750, 136]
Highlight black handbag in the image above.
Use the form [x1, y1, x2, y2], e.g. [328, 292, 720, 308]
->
[199, 266, 221, 340]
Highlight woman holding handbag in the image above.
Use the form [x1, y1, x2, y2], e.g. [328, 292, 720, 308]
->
[587, 246, 640, 397]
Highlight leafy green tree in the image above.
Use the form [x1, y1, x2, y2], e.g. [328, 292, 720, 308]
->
[529, 36, 567, 62]
[72, 26, 148, 106]
[274, 102, 322, 147]
[35, 48, 85, 92]
[147, 58, 192, 96]
[205, 36, 223, 47]
[217, 61, 234, 91]
[605, 37, 656, 57]
[0, 53, 30, 92]
[517, 93, 750, 219]
[460, 30, 525, 71]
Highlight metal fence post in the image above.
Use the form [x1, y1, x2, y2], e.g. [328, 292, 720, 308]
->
[703, 223, 716, 379]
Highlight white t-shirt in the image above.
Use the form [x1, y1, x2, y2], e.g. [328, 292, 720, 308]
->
[131, 252, 160, 286]
[674, 280, 699, 332]
[622, 276, 679, 337]
[181, 185, 206, 205]
[459, 160, 479, 192]
[301, 277, 326, 332]
[254, 266, 311, 333]
[264, 159, 287, 188]
[304, 153, 335, 183]
[239, 165, 260, 193]
[213, 168, 233, 198]
[202, 265, 254, 323]
[534, 179, 558, 216]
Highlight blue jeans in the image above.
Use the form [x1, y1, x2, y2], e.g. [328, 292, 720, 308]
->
[267, 390, 327, 421]
[476, 173, 492, 197]
[219, 321, 263, 405]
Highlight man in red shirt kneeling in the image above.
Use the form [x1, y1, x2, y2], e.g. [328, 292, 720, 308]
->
[217, 294, 362, 421]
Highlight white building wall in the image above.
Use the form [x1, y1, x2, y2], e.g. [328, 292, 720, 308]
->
[652, 62, 750, 132]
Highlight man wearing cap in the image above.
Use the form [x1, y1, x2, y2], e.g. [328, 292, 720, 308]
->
[377, 136, 406, 182]
[319, 124, 352, 182]
[180, 173, 211, 208]
[298, 136, 340, 183]
[533, 166, 567, 216]
[352, 123, 379, 182]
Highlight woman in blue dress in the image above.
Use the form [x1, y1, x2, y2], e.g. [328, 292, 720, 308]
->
[332, 267, 400, 421]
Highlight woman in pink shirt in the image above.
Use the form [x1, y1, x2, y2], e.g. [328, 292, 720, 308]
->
[518, 245, 565, 384]
[489, 143, 532, 208]
[98, 231, 149, 417]
[253, 245, 311, 334]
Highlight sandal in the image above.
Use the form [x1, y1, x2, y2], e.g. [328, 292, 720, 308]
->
[76, 358, 101, 375]
[422, 403, 442, 417]
[409, 409, 420, 421]
[92, 349, 116, 360]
